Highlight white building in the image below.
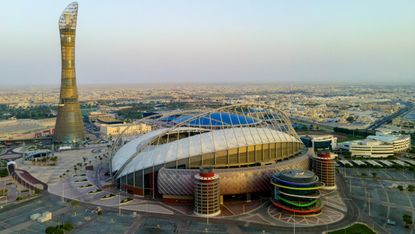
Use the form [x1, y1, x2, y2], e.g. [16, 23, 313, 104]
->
[344, 133, 411, 158]
[300, 135, 337, 149]
[100, 123, 152, 138]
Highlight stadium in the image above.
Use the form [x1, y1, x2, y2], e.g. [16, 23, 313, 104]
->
[109, 104, 309, 203]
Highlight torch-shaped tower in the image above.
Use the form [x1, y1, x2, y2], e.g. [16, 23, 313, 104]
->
[54, 2, 85, 143]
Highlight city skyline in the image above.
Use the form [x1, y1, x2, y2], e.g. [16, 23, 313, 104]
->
[1, 0, 415, 86]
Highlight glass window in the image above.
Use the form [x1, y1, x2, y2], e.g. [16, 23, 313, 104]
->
[165, 161, 176, 169]
[177, 158, 188, 169]
[276, 142, 282, 160]
[287, 142, 293, 155]
[239, 147, 247, 164]
[190, 155, 202, 168]
[134, 171, 143, 187]
[228, 148, 238, 164]
[127, 173, 134, 185]
[263, 144, 269, 161]
[248, 145, 255, 162]
[270, 143, 276, 159]
[281, 142, 287, 158]
[202, 152, 215, 166]
[215, 150, 227, 166]
[255, 144, 263, 161]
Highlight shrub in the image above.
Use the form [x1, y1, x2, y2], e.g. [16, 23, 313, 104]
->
[63, 222, 74, 231]
[403, 214, 413, 228]
[45, 226, 55, 234]
[0, 168, 8, 177]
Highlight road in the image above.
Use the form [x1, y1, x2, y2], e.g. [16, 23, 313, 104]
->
[368, 106, 412, 130]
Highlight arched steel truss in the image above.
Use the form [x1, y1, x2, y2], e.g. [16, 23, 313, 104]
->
[110, 103, 301, 179]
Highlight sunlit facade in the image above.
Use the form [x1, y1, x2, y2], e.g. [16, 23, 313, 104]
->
[110, 104, 308, 200]
[54, 2, 85, 143]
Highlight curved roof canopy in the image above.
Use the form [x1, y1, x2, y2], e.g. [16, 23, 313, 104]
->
[114, 127, 300, 178]
[110, 104, 302, 179]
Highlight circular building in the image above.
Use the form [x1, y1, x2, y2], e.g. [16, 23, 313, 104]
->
[311, 152, 336, 190]
[194, 168, 221, 217]
[110, 104, 308, 202]
[271, 169, 323, 215]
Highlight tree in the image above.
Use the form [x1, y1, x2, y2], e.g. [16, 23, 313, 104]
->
[398, 185, 404, 191]
[403, 214, 413, 228]
[62, 222, 74, 231]
[45, 226, 55, 234]
[408, 185, 415, 192]
[372, 172, 377, 178]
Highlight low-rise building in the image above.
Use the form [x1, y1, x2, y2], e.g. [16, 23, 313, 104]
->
[100, 122, 152, 138]
[342, 133, 411, 158]
[300, 135, 337, 150]
[88, 111, 116, 122]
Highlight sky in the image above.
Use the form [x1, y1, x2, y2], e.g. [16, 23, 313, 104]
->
[1, 0, 415, 86]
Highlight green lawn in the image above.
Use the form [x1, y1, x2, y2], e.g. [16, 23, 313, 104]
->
[330, 223, 376, 234]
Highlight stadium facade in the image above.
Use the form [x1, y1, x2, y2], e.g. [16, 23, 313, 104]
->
[54, 2, 85, 144]
[110, 104, 309, 203]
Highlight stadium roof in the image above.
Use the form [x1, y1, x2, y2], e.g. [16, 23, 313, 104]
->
[110, 103, 302, 179]
[160, 112, 257, 127]
[113, 127, 300, 178]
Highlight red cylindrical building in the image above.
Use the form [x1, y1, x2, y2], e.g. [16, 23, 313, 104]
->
[194, 168, 221, 217]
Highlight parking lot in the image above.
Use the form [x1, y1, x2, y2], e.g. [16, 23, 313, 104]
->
[342, 168, 415, 233]
[0, 193, 295, 234]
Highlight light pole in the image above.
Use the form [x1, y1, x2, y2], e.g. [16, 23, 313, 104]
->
[62, 176, 65, 203]
[118, 192, 121, 216]
[293, 211, 296, 234]
[368, 193, 371, 217]
[326, 194, 329, 233]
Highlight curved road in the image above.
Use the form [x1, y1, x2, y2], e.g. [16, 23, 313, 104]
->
[41, 173, 361, 234]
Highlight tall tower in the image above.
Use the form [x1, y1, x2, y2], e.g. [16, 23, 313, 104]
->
[54, 2, 85, 144]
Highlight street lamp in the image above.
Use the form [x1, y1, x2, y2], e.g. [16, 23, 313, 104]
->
[118, 192, 121, 216]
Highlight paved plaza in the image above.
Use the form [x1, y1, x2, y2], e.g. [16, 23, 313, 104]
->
[0, 147, 366, 233]
[263, 189, 346, 227]
[17, 145, 107, 185]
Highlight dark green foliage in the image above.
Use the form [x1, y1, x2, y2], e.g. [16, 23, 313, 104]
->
[0, 104, 56, 120]
[45, 222, 74, 234]
[0, 168, 8, 177]
[330, 223, 376, 234]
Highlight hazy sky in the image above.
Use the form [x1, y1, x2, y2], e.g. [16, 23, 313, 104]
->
[1, 1, 415, 86]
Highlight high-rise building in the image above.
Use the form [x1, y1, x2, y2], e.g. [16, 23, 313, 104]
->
[54, 2, 85, 144]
